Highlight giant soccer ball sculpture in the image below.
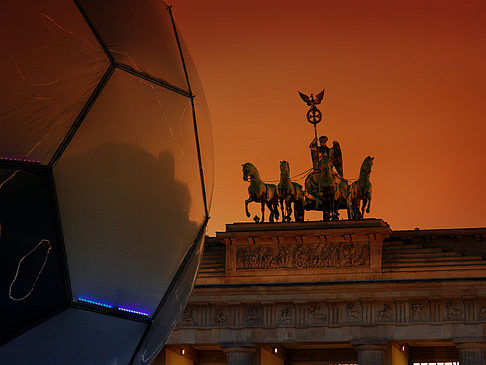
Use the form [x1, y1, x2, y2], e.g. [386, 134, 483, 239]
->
[0, 1, 213, 364]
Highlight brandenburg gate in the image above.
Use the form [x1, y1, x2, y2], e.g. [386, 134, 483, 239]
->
[156, 219, 486, 365]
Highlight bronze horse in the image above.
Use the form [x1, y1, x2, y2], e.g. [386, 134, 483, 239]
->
[305, 155, 349, 221]
[242, 162, 279, 223]
[278, 161, 304, 222]
[348, 156, 374, 220]
[317, 154, 336, 221]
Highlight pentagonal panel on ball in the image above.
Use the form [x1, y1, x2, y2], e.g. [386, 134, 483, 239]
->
[181, 39, 215, 210]
[0, 0, 110, 164]
[0, 166, 68, 344]
[54, 69, 205, 317]
[0, 307, 147, 365]
[132, 226, 206, 365]
[77, 0, 188, 92]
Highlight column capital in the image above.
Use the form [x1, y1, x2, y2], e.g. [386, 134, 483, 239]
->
[455, 342, 486, 351]
[454, 337, 486, 347]
[351, 341, 387, 365]
[454, 340, 486, 365]
[353, 343, 387, 352]
[220, 342, 256, 353]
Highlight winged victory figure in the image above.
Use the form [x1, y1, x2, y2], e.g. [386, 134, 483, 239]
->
[309, 135, 343, 177]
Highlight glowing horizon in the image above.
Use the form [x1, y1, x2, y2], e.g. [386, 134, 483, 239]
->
[171, 0, 486, 235]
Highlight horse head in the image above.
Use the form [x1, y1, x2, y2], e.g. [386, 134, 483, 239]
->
[242, 162, 259, 181]
[319, 154, 333, 176]
[280, 160, 290, 177]
[242, 163, 251, 181]
[318, 154, 334, 190]
[359, 156, 374, 176]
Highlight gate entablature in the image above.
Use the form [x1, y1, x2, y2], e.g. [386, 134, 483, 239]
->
[215, 219, 391, 284]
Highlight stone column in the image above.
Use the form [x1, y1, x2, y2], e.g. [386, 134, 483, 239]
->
[353, 344, 387, 365]
[456, 343, 486, 364]
[221, 344, 256, 365]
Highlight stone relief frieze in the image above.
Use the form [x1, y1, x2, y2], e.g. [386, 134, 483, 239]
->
[479, 306, 486, 320]
[279, 308, 292, 324]
[309, 305, 328, 323]
[179, 308, 196, 326]
[175, 298, 486, 330]
[445, 301, 463, 320]
[213, 307, 228, 325]
[410, 303, 428, 321]
[244, 306, 262, 325]
[377, 303, 393, 322]
[345, 302, 361, 322]
[236, 242, 369, 270]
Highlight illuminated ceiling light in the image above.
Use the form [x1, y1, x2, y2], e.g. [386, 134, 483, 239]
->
[181, 349, 185, 355]
[273, 347, 278, 354]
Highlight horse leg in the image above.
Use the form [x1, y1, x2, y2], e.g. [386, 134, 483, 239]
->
[322, 197, 330, 221]
[295, 199, 304, 222]
[331, 199, 338, 220]
[267, 201, 276, 223]
[261, 201, 265, 222]
[266, 201, 273, 222]
[245, 197, 253, 218]
[286, 197, 292, 222]
[350, 198, 358, 220]
[280, 198, 285, 222]
[359, 198, 366, 219]
[273, 199, 280, 221]
[365, 192, 372, 213]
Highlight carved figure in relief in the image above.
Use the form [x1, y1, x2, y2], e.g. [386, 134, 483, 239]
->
[309, 305, 327, 322]
[236, 242, 370, 270]
[347, 156, 374, 220]
[446, 302, 463, 320]
[279, 308, 291, 323]
[245, 307, 260, 324]
[278, 160, 305, 222]
[345, 303, 360, 321]
[411, 303, 425, 321]
[242, 162, 279, 222]
[215, 310, 227, 324]
[378, 304, 392, 321]
[181, 308, 194, 323]
[479, 306, 486, 320]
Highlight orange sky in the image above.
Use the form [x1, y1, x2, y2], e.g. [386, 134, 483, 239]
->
[170, 0, 486, 235]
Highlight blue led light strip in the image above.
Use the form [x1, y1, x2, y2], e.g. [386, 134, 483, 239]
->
[77, 297, 150, 316]
[118, 307, 150, 317]
[0, 156, 40, 163]
[78, 297, 113, 308]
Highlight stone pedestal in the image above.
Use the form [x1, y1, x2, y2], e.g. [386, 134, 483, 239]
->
[217, 219, 391, 285]
[456, 343, 486, 364]
[353, 344, 386, 365]
[221, 344, 256, 365]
